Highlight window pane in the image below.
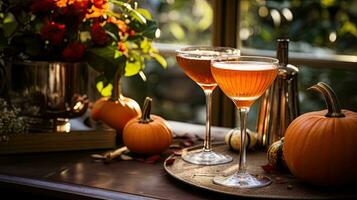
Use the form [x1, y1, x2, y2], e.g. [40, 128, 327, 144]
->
[142, 0, 213, 45]
[240, 0, 357, 114]
[122, 0, 213, 123]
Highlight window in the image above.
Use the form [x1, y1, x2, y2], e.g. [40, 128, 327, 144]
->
[122, 0, 214, 123]
[240, 0, 357, 113]
[124, 0, 357, 128]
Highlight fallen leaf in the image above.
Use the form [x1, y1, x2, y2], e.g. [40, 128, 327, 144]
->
[145, 155, 161, 164]
[165, 158, 175, 165]
[261, 163, 275, 173]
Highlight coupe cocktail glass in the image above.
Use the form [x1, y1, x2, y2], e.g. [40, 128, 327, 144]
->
[211, 56, 278, 188]
[176, 46, 240, 165]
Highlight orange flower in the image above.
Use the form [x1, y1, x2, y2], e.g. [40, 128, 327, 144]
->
[85, 0, 109, 19]
[107, 17, 129, 33]
[56, 0, 91, 9]
[92, 0, 107, 9]
[117, 41, 127, 53]
[56, 0, 70, 7]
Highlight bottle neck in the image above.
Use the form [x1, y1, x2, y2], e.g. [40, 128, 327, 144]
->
[276, 39, 289, 67]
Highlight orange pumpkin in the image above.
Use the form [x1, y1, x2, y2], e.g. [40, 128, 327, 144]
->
[283, 82, 357, 186]
[91, 97, 109, 121]
[123, 97, 173, 155]
[91, 95, 141, 133]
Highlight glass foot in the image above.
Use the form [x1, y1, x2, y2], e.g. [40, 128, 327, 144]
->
[213, 172, 271, 188]
[182, 150, 233, 165]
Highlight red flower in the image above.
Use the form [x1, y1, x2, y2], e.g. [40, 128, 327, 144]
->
[41, 22, 66, 45]
[72, 0, 91, 15]
[62, 43, 86, 62]
[90, 22, 108, 45]
[31, 0, 57, 14]
[128, 29, 136, 37]
[61, 0, 91, 24]
[92, 0, 108, 9]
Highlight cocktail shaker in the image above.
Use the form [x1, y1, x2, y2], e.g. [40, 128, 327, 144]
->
[256, 39, 300, 149]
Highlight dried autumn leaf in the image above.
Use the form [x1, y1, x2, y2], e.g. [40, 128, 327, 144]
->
[145, 155, 161, 164]
[165, 158, 175, 166]
[261, 163, 275, 173]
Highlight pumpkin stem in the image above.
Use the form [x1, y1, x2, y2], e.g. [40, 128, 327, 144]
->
[140, 97, 153, 123]
[308, 82, 345, 118]
[111, 67, 124, 101]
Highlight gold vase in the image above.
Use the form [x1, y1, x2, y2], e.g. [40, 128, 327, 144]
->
[6, 61, 89, 132]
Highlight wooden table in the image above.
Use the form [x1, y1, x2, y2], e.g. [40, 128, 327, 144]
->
[2, 121, 355, 199]
[0, 121, 239, 200]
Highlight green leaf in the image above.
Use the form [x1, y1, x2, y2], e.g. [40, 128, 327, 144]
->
[136, 8, 152, 20]
[111, 0, 146, 24]
[95, 74, 113, 97]
[131, 9, 147, 24]
[3, 22, 18, 37]
[96, 81, 113, 97]
[0, 30, 7, 49]
[142, 20, 158, 39]
[140, 38, 151, 53]
[152, 53, 167, 68]
[104, 23, 119, 41]
[86, 46, 126, 82]
[125, 59, 142, 76]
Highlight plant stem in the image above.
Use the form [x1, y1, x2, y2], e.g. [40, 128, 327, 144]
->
[308, 82, 345, 118]
[111, 68, 124, 101]
[140, 97, 152, 123]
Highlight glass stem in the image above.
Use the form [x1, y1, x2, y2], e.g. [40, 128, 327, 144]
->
[237, 107, 249, 174]
[203, 90, 213, 152]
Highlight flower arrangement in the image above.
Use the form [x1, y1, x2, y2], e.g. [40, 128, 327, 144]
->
[0, 0, 166, 96]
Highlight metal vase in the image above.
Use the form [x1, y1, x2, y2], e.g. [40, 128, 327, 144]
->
[6, 61, 89, 132]
[256, 65, 300, 149]
[256, 39, 300, 149]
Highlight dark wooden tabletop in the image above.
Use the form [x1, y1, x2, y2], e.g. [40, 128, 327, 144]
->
[0, 121, 242, 200]
[2, 121, 355, 200]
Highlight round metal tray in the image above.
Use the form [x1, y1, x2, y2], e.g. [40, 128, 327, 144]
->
[164, 143, 357, 199]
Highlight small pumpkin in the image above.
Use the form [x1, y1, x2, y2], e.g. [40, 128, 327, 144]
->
[283, 82, 357, 186]
[123, 97, 173, 155]
[91, 97, 109, 121]
[91, 95, 141, 133]
[91, 72, 141, 134]
[267, 138, 287, 171]
[225, 128, 257, 151]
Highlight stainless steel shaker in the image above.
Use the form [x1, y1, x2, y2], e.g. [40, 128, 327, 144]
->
[256, 39, 300, 149]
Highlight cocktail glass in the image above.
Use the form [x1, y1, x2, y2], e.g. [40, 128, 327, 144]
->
[176, 46, 240, 165]
[211, 56, 278, 188]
